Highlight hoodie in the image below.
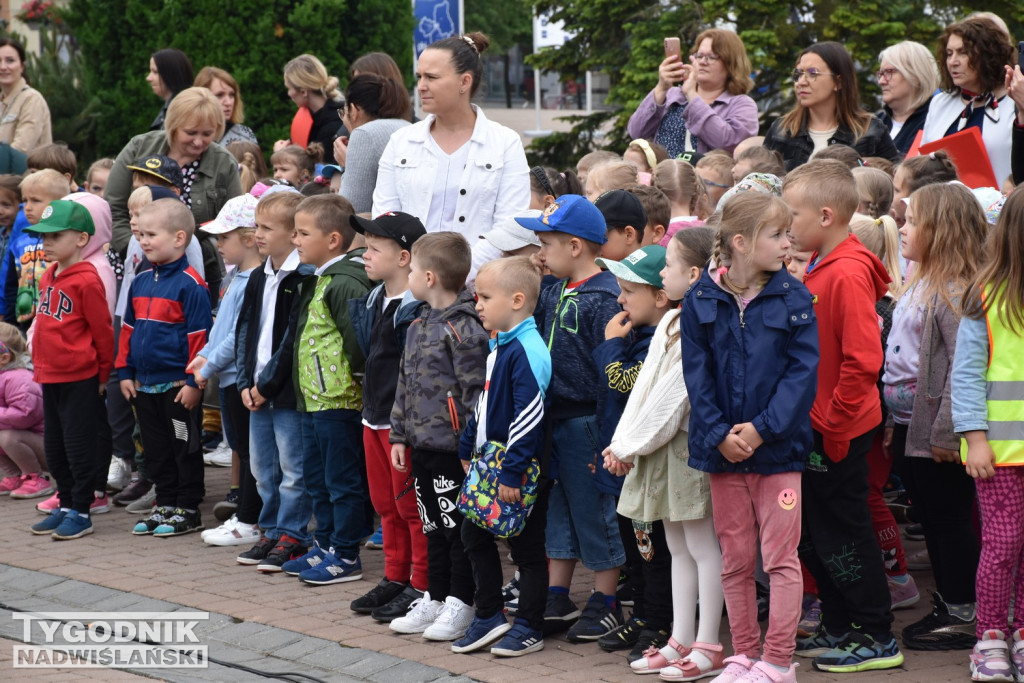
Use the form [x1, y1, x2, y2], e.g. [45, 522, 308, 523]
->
[391, 288, 490, 453]
[33, 260, 114, 385]
[66, 193, 115, 318]
[803, 234, 891, 460]
[0, 353, 43, 434]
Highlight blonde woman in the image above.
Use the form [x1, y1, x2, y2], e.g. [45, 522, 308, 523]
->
[876, 41, 940, 154]
[274, 54, 344, 164]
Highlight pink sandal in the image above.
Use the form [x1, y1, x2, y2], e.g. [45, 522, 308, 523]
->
[658, 642, 725, 681]
[630, 638, 691, 675]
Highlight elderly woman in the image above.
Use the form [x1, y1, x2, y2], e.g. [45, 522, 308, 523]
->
[194, 66, 258, 146]
[105, 87, 242, 301]
[877, 41, 940, 154]
[921, 16, 1015, 186]
[0, 38, 51, 153]
[627, 29, 758, 156]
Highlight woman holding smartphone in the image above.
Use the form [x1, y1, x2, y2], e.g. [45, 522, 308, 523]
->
[627, 29, 758, 156]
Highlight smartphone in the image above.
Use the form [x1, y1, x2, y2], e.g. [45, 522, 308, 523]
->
[1018, 41, 1024, 71]
[664, 37, 682, 63]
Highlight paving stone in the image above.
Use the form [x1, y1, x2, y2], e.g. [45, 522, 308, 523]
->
[366, 659, 451, 683]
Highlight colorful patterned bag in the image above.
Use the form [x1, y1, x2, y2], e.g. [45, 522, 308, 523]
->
[457, 441, 540, 538]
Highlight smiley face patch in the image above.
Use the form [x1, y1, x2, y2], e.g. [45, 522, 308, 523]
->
[778, 488, 797, 511]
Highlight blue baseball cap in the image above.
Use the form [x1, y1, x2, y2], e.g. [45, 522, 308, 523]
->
[514, 194, 607, 245]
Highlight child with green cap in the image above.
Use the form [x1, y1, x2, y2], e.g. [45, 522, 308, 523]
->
[28, 200, 114, 540]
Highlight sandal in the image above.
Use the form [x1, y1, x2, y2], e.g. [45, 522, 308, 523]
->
[658, 642, 725, 681]
[630, 637, 691, 675]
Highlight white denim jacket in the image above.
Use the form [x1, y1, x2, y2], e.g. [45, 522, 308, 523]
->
[372, 105, 530, 244]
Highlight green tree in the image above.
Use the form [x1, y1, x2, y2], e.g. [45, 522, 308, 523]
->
[527, 0, 1024, 168]
[66, 0, 414, 161]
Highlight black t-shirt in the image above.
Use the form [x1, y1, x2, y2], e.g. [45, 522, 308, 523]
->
[362, 294, 404, 426]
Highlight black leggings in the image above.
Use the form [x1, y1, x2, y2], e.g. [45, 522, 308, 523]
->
[221, 383, 261, 525]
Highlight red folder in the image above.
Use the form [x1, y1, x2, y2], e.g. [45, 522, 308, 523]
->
[915, 127, 998, 189]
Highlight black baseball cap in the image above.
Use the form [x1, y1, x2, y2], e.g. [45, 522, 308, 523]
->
[350, 211, 427, 249]
[595, 189, 648, 229]
[127, 155, 184, 190]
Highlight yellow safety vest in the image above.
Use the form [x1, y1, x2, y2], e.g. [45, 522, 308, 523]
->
[962, 285, 1024, 466]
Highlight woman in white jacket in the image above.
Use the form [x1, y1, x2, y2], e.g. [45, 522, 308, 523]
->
[372, 32, 529, 272]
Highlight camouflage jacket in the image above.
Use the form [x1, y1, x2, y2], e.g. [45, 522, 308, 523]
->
[390, 288, 489, 452]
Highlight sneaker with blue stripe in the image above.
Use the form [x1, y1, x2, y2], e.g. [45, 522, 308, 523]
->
[490, 618, 544, 657]
[566, 592, 622, 643]
[299, 554, 362, 585]
[795, 625, 849, 658]
[813, 630, 904, 673]
[451, 612, 511, 653]
[282, 542, 329, 576]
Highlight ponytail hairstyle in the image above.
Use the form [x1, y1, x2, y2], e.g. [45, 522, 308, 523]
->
[226, 141, 267, 195]
[426, 32, 490, 97]
[349, 52, 413, 121]
[905, 183, 987, 312]
[0, 321, 28, 363]
[344, 73, 411, 121]
[713, 192, 791, 270]
[852, 166, 894, 218]
[653, 159, 706, 218]
[284, 54, 342, 101]
[666, 226, 715, 349]
[529, 166, 583, 200]
[152, 48, 194, 99]
[897, 150, 959, 195]
[964, 187, 1024, 331]
[270, 143, 324, 181]
[850, 213, 901, 296]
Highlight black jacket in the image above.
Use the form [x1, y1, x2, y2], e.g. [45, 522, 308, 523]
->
[764, 113, 901, 170]
[310, 100, 345, 165]
[235, 258, 313, 409]
[878, 98, 932, 155]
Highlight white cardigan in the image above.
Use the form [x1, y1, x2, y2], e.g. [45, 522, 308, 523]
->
[921, 90, 1014, 186]
[372, 105, 530, 244]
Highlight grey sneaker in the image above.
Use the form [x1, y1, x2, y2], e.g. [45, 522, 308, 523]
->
[125, 485, 156, 514]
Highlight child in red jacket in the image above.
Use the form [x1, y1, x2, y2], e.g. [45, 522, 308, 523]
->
[28, 200, 113, 540]
[783, 160, 902, 673]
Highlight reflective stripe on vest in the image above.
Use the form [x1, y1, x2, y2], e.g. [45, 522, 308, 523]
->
[980, 286, 1024, 465]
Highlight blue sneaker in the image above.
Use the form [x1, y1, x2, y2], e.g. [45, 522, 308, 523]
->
[282, 542, 328, 576]
[795, 625, 849, 658]
[451, 612, 511, 654]
[490, 618, 544, 657]
[31, 509, 66, 535]
[299, 554, 363, 585]
[52, 510, 93, 540]
[365, 525, 384, 549]
[813, 630, 904, 672]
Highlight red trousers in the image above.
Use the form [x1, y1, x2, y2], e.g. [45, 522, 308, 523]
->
[363, 427, 428, 590]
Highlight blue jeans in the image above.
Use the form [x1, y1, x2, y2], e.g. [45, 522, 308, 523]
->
[249, 406, 311, 544]
[300, 409, 365, 559]
[545, 415, 625, 571]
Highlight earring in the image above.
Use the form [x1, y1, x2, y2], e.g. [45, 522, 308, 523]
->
[459, 89, 466, 94]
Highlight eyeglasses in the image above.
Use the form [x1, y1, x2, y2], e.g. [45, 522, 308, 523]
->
[691, 53, 720, 64]
[791, 68, 835, 82]
[875, 68, 899, 82]
[703, 178, 731, 190]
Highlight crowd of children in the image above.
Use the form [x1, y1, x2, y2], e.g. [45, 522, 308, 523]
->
[3, 28, 1024, 683]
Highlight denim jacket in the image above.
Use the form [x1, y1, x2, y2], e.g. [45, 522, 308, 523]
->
[372, 105, 531, 242]
[951, 315, 989, 433]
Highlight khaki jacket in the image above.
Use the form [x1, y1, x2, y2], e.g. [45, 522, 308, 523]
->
[0, 79, 51, 152]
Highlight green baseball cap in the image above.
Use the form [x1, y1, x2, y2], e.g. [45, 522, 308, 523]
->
[31, 200, 95, 235]
[596, 245, 666, 289]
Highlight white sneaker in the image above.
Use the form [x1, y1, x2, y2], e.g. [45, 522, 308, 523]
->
[423, 595, 475, 641]
[202, 515, 238, 540]
[106, 457, 132, 491]
[204, 516, 261, 546]
[204, 443, 233, 467]
[390, 591, 444, 634]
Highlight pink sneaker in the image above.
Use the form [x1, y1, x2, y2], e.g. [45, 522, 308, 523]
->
[706, 655, 754, 683]
[736, 661, 798, 682]
[90, 493, 111, 514]
[888, 573, 920, 609]
[10, 473, 54, 500]
[0, 474, 23, 494]
[35, 492, 59, 513]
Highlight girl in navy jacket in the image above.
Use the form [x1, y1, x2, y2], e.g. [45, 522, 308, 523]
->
[680, 193, 819, 681]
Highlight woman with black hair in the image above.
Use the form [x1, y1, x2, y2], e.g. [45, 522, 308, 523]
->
[147, 48, 194, 130]
[0, 37, 51, 153]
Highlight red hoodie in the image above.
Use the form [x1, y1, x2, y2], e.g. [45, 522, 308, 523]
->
[803, 234, 890, 461]
[32, 261, 114, 385]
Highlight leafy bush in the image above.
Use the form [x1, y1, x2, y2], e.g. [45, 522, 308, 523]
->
[66, 0, 414, 161]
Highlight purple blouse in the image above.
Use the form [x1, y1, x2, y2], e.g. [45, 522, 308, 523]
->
[627, 87, 759, 155]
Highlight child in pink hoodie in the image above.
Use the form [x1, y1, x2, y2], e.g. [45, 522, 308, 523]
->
[0, 321, 48, 498]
